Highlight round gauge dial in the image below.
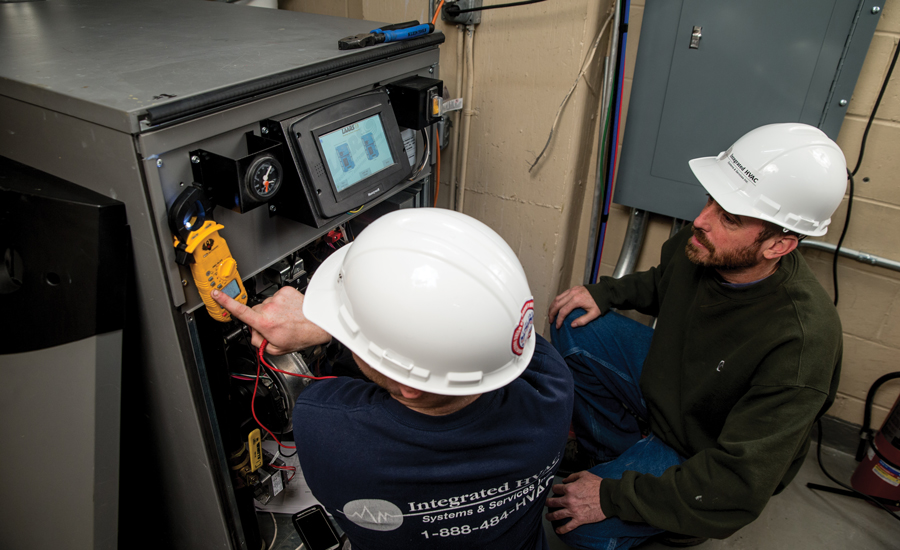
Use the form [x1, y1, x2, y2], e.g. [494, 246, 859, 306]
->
[245, 154, 283, 201]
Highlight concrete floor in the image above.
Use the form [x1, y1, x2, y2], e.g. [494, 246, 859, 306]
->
[260, 444, 900, 549]
[544, 445, 900, 550]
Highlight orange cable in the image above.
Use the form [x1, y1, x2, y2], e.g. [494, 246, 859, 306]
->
[434, 127, 441, 207]
[431, 0, 446, 208]
[432, 0, 446, 25]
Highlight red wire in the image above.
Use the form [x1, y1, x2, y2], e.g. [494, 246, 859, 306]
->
[249, 339, 337, 452]
[251, 350, 295, 450]
[257, 340, 336, 382]
[270, 464, 297, 483]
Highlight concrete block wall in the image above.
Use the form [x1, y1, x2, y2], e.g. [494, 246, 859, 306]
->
[821, 0, 900, 428]
[280, 0, 900, 429]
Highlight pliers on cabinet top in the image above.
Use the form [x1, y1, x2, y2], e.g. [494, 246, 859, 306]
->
[338, 21, 435, 50]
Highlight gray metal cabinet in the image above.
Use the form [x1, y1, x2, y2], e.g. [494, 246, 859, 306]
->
[0, 1, 441, 548]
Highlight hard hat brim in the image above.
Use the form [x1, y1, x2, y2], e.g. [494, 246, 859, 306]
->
[303, 243, 351, 353]
[303, 242, 536, 396]
[688, 156, 759, 220]
[689, 154, 832, 237]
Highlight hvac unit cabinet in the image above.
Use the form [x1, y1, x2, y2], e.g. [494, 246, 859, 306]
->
[0, 1, 442, 548]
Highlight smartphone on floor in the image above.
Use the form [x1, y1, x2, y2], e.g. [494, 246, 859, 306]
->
[292, 504, 341, 550]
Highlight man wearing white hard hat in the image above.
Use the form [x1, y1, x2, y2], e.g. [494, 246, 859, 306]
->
[214, 209, 574, 549]
[546, 123, 845, 548]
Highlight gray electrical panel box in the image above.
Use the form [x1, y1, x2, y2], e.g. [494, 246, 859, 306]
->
[614, 0, 884, 221]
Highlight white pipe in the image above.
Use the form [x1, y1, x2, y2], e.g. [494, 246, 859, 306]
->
[448, 24, 465, 210]
[456, 24, 475, 213]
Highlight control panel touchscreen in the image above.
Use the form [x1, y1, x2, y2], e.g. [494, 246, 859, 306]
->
[318, 114, 395, 193]
[288, 89, 411, 219]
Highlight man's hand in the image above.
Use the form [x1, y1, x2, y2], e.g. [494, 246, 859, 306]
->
[545, 471, 607, 534]
[548, 286, 602, 329]
[211, 286, 331, 355]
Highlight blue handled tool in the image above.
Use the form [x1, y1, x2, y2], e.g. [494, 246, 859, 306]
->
[338, 21, 435, 50]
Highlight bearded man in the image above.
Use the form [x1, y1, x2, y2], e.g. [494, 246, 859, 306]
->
[544, 123, 847, 550]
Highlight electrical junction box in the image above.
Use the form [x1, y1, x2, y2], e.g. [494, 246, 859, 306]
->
[612, 0, 884, 222]
[442, 0, 483, 26]
[253, 450, 286, 506]
[388, 76, 444, 130]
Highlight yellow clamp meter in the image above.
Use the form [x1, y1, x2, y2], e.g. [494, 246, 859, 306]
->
[169, 186, 247, 322]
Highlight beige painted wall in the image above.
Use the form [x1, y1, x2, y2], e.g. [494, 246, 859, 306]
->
[281, 0, 900, 428]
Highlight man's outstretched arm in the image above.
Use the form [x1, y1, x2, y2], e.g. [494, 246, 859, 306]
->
[212, 286, 331, 355]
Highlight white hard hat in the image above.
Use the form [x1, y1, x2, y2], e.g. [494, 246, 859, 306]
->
[688, 123, 847, 237]
[303, 208, 535, 396]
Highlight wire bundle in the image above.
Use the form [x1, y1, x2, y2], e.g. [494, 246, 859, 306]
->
[250, 339, 336, 452]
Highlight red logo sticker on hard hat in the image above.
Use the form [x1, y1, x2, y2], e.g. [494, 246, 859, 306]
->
[512, 299, 534, 356]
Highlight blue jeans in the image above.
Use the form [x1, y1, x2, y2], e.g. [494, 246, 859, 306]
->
[550, 310, 685, 550]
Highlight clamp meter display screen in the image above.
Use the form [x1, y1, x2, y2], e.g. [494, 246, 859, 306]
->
[222, 278, 241, 299]
[318, 113, 394, 193]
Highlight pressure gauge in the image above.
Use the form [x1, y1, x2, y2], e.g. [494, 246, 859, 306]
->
[245, 154, 283, 201]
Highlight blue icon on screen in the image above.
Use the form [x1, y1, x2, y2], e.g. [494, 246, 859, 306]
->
[336, 143, 355, 172]
[361, 133, 379, 160]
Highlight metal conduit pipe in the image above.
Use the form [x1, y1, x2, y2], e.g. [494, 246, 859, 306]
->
[448, 24, 465, 210]
[670, 218, 689, 238]
[612, 208, 649, 279]
[799, 240, 900, 273]
[455, 25, 475, 213]
[583, 0, 622, 284]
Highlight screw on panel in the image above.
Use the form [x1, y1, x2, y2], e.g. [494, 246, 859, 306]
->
[157, 159, 163, 168]
[269, 205, 276, 212]
[182, 279, 188, 286]
[839, 99, 848, 106]
[191, 155, 200, 164]
[261, 126, 269, 134]
[872, 6, 881, 14]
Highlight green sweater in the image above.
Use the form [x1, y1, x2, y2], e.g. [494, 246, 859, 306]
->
[586, 227, 842, 539]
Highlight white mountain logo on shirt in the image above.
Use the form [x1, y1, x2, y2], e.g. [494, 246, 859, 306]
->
[343, 499, 404, 531]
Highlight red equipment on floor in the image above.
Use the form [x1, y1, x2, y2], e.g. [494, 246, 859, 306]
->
[852, 389, 900, 510]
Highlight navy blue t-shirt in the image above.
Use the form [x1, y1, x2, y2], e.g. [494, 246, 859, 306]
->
[293, 335, 573, 550]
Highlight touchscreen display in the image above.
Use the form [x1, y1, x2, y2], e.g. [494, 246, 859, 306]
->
[318, 114, 395, 192]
